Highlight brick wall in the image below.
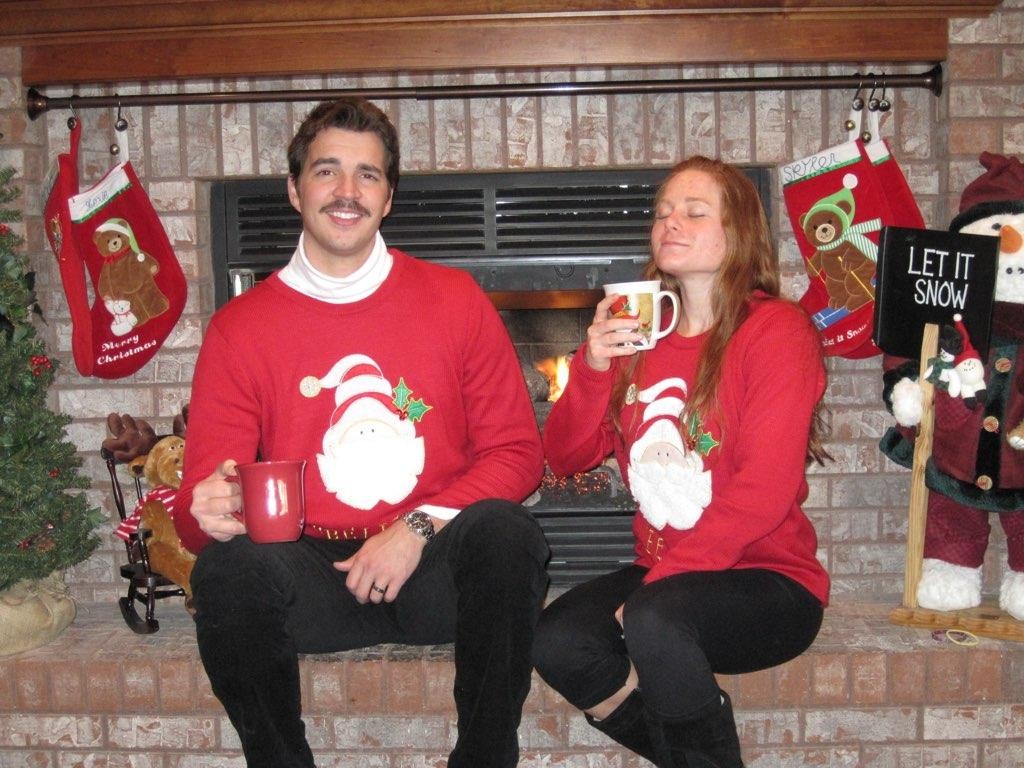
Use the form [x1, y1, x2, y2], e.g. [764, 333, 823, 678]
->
[0, 1, 1021, 607]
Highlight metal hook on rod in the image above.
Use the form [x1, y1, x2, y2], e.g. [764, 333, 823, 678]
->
[851, 74, 865, 112]
[878, 78, 891, 112]
[109, 97, 132, 156]
[114, 98, 128, 132]
[66, 95, 78, 130]
[24, 64, 944, 120]
[868, 78, 881, 112]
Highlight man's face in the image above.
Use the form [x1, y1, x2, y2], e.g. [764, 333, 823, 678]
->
[287, 127, 393, 277]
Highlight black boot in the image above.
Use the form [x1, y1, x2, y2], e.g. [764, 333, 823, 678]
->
[586, 688, 659, 762]
[647, 691, 743, 768]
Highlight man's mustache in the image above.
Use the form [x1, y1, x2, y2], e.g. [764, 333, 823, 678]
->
[320, 200, 371, 216]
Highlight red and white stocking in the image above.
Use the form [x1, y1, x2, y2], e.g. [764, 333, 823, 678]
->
[43, 119, 186, 378]
[781, 106, 923, 359]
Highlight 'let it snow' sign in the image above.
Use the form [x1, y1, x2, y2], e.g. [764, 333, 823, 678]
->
[872, 226, 999, 358]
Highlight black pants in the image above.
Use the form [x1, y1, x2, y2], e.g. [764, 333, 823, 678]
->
[533, 565, 823, 720]
[191, 499, 550, 768]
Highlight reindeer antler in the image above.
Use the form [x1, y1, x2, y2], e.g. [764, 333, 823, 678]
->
[102, 413, 159, 463]
[172, 403, 189, 439]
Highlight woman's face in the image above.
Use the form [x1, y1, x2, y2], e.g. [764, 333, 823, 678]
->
[650, 169, 728, 281]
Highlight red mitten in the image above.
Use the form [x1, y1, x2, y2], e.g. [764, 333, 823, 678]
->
[43, 120, 186, 378]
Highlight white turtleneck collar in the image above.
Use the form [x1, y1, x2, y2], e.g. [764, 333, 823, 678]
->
[278, 231, 393, 304]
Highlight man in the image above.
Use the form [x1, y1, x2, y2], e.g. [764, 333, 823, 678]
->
[175, 97, 549, 768]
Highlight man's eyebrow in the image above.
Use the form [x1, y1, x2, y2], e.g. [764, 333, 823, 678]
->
[307, 157, 384, 176]
[308, 156, 340, 169]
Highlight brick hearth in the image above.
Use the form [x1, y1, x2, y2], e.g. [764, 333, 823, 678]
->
[2, 599, 1023, 766]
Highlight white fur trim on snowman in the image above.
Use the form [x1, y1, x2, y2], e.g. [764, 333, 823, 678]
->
[999, 573, 1024, 618]
[999, 569, 1024, 621]
[916, 558, 982, 612]
[891, 376, 924, 428]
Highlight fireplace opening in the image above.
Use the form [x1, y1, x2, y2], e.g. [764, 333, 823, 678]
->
[534, 354, 571, 402]
[504, 302, 638, 584]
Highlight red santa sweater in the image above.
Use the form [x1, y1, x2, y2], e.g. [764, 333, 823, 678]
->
[544, 294, 830, 605]
[175, 249, 544, 554]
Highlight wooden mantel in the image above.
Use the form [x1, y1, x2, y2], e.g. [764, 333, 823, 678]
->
[0, 0, 1003, 87]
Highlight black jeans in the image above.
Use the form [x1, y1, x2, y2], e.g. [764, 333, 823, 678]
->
[191, 499, 549, 768]
[533, 565, 823, 720]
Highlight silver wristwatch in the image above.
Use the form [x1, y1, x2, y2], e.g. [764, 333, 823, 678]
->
[403, 510, 435, 541]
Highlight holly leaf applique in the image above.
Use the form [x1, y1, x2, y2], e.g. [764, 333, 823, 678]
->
[404, 397, 433, 422]
[393, 377, 433, 423]
[686, 412, 720, 457]
[393, 378, 412, 410]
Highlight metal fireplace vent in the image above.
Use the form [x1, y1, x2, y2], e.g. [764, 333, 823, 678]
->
[211, 166, 771, 306]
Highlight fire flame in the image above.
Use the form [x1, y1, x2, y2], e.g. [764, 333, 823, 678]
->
[535, 355, 571, 402]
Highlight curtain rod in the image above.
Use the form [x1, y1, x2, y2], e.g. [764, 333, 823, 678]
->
[25, 65, 941, 120]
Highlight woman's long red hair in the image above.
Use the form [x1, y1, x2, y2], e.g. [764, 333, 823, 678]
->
[610, 156, 830, 464]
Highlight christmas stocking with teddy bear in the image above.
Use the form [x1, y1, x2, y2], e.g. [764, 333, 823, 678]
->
[880, 152, 1024, 621]
[781, 103, 924, 359]
[43, 118, 186, 379]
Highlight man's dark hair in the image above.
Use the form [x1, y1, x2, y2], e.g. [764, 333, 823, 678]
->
[287, 97, 400, 191]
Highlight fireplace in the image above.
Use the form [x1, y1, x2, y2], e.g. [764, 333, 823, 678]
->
[210, 165, 771, 584]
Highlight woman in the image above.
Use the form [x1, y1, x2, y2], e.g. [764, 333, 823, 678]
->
[533, 156, 830, 768]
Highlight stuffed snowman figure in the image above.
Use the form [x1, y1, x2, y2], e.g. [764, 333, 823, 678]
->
[881, 152, 1024, 620]
[948, 314, 988, 408]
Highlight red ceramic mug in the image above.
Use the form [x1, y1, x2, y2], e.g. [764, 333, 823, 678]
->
[227, 460, 306, 543]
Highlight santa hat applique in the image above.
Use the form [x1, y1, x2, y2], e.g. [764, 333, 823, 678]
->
[628, 378, 688, 465]
[800, 173, 859, 234]
[952, 314, 982, 368]
[950, 152, 1024, 233]
[95, 217, 142, 257]
[300, 354, 401, 433]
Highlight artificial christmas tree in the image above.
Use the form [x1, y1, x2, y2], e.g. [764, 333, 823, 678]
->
[0, 166, 102, 655]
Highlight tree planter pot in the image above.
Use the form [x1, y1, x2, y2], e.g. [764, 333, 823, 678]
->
[0, 572, 75, 656]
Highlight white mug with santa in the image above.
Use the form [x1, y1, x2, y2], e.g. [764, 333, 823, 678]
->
[603, 279, 681, 350]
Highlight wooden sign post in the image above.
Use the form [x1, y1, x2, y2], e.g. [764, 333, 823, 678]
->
[899, 323, 938, 610]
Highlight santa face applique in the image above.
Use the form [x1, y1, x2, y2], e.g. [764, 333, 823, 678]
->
[627, 377, 714, 531]
[300, 354, 429, 510]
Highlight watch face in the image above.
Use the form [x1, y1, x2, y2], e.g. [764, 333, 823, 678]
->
[405, 511, 435, 539]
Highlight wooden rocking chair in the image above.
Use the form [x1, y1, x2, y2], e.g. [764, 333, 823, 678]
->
[102, 410, 191, 634]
